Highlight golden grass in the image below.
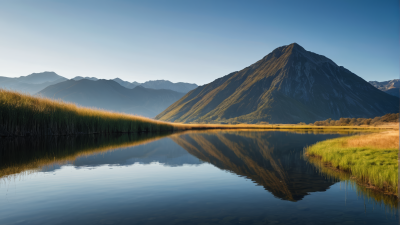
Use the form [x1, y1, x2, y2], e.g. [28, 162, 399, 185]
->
[0, 89, 397, 136]
[346, 130, 399, 149]
[305, 131, 399, 195]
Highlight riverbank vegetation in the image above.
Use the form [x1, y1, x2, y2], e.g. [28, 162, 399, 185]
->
[1, 89, 398, 137]
[312, 113, 399, 126]
[0, 89, 176, 136]
[305, 130, 398, 195]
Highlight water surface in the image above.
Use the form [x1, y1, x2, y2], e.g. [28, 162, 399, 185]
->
[0, 130, 397, 224]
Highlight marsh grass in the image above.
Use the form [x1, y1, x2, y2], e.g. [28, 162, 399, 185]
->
[305, 131, 398, 195]
[0, 89, 397, 136]
[0, 89, 176, 136]
[306, 156, 398, 210]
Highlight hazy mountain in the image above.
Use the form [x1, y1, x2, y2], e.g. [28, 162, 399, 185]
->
[113, 78, 140, 88]
[114, 78, 198, 93]
[141, 80, 198, 93]
[156, 43, 399, 124]
[384, 88, 400, 98]
[0, 72, 67, 94]
[369, 79, 400, 92]
[72, 76, 98, 81]
[37, 79, 185, 118]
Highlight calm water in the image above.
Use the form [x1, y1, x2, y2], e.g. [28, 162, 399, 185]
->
[0, 131, 398, 225]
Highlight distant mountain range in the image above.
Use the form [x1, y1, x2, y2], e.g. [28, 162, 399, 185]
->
[0, 72, 67, 94]
[37, 79, 185, 118]
[156, 43, 399, 124]
[369, 79, 400, 97]
[0, 72, 198, 94]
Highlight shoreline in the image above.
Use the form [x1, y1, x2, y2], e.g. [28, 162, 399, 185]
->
[304, 131, 398, 197]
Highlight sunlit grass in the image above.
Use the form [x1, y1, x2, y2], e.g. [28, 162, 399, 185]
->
[0, 89, 397, 136]
[0, 89, 176, 135]
[305, 131, 398, 195]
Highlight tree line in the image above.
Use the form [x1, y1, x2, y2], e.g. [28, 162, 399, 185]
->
[312, 113, 399, 126]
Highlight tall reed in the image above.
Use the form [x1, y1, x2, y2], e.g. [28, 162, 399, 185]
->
[0, 89, 176, 136]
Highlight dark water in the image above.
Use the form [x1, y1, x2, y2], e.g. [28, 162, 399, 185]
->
[0, 131, 398, 225]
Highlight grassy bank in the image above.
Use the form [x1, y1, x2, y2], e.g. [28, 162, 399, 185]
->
[305, 131, 398, 195]
[0, 89, 176, 136]
[0, 89, 397, 136]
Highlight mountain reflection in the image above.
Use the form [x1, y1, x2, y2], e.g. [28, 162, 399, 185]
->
[1, 130, 358, 202]
[170, 131, 343, 201]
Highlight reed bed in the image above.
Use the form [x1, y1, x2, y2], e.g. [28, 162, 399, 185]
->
[0, 89, 397, 136]
[305, 131, 398, 195]
[0, 89, 176, 136]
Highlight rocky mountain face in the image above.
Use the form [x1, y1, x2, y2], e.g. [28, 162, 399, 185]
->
[0, 72, 67, 94]
[369, 79, 400, 92]
[37, 79, 185, 118]
[156, 43, 399, 124]
[369, 79, 400, 97]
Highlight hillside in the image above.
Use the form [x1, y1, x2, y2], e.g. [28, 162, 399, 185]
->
[156, 43, 399, 124]
[369, 79, 400, 92]
[37, 79, 185, 118]
[0, 72, 67, 94]
[385, 88, 400, 98]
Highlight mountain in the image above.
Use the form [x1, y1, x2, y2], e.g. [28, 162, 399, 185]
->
[156, 43, 399, 124]
[72, 76, 98, 81]
[384, 88, 400, 98]
[112, 78, 140, 88]
[369, 79, 400, 92]
[113, 78, 198, 93]
[0, 72, 67, 94]
[141, 80, 198, 93]
[37, 79, 185, 118]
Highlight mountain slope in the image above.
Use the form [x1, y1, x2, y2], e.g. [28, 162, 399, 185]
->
[0, 72, 67, 94]
[156, 43, 399, 123]
[385, 88, 400, 98]
[369, 79, 400, 91]
[37, 79, 185, 118]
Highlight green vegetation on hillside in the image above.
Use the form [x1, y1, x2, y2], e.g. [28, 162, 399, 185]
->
[0, 89, 176, 136]
[305, 131, 398, 195]
[313, 113, 399, 126]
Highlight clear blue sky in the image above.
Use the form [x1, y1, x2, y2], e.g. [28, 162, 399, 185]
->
[0, 0, 398, 85]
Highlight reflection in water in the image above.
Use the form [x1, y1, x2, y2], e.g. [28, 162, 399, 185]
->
[171, 131, 341, 201]
[0, 132, 172, 179]
[0, 129, 397, 219]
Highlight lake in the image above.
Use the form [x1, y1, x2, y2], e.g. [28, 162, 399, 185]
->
[0, 130, 398, 225]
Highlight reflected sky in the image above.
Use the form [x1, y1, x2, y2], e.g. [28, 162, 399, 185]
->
[0, 131, 397, 225]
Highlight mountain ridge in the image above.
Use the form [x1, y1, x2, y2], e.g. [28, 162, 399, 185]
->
[37, 79, 185, 118]
[156, 43, 399, 123]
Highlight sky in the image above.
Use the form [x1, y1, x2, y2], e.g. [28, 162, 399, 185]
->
[0, 0, 398, 85]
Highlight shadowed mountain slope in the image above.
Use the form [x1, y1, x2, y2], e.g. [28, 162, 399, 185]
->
[37, 79, 185, 118]
[0, 72, 67, 94]
[385, 88, 400, 98]
[156, 43, 399, 124]
[171, 131, 340, 201]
